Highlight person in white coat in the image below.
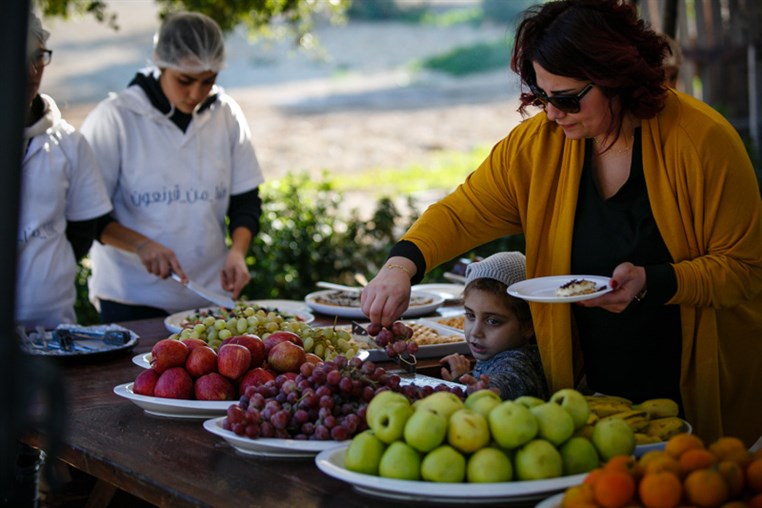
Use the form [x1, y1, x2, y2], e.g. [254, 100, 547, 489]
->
[81, 12, 265, 322]
[16, 13, 112, 329]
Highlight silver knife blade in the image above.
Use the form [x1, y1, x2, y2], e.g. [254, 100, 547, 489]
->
[171, 273, 236, 308]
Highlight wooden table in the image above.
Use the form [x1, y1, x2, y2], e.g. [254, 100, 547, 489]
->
[20, 313, 469, 507]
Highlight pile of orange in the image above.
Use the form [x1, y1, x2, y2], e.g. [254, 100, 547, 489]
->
[561, 433, 762, 508]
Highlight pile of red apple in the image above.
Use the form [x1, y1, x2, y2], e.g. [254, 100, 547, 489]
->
[132, 331, 321, 401]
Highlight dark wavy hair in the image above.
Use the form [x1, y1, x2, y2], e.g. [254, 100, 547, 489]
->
[511, 0, 670, 129]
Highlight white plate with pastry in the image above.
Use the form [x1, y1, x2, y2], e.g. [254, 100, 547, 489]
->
[507, 275, 612, 303]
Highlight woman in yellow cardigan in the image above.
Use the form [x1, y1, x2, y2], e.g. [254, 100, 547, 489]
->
[361, 0, 762, 445]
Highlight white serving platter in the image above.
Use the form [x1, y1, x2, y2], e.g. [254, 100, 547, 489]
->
[304, 290, 444, 319]
[507, 275, 612, 303]
[411, 283, 464, 302]
[315, 444, 587, 504]
[330, 319, 469, 361]
[202, 416, 344, 458]
[113, 382, 235, 419]
[164, 300, 315, 333]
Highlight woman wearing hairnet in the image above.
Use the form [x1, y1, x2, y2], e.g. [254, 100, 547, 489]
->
[81, 12, 265, 322]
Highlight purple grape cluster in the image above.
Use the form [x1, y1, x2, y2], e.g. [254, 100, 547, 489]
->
[222, 356, 470, 441]
[367, 321, 419, 358]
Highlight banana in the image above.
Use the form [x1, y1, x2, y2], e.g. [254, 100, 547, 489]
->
[633, 398, 680, 418]
[644, 416, 687, 441]
[585, 396, 633, 417]
[586, 412, 600, 426]
[574, 424, 595, 440]
[600, 410, 651, 432]
[635, 432, 662, 445]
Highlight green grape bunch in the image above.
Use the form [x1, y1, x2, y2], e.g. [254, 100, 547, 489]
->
[171, 305, 357, 361]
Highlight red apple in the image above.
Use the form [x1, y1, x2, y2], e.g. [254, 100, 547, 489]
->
[151, 338, 189, 373]
[267, 340, 306, 373]
[227, 335, 266, 368]
[263, 330, 303, 353]
[153, 367, 193, 399]
[239, 367, 276, 394]
[133, 368, 160, 396]
[217, 344, 251, 380]
[185, 346, 218, 378]
[180, 338, 209, 351]
[304, 353, 322, 364]
[194, 372, 236, 401]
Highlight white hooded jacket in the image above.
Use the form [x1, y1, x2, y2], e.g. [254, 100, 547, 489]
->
[80, 70, 264, 313]
[17, 94, 112, 328]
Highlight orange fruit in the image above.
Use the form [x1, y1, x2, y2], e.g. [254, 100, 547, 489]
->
[642, 453, 683, 477]
[709, 437, 751, 465]
[679, 448, 718, 473]
[638, 470, 683, 508]
[562, 483, 596, 508]
[592, 469, 636, 508]
[748, 458, 762, 493]
[583, 467, 605, 485]
[605, 455, 642, 477]
[749, 493, 762, 508]
[717, 459, 747, 498]
[664, 433, 705, 459]
[684, 468, 730, 507]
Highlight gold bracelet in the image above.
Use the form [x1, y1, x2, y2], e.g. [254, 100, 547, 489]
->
[385, 263, 413, 278]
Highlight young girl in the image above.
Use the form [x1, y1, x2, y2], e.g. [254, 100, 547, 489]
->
[440, 252, 548, 400]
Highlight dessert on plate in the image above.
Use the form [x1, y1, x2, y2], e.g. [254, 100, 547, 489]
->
[555, 278, 599, 297]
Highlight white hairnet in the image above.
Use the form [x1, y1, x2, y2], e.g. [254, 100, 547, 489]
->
[29, 12, 50, 44]
[153, 12, 225, 73]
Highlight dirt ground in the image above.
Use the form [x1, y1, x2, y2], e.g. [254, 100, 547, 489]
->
[43, 2, 525, 187]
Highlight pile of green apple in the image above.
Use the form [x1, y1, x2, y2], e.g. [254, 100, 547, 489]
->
[344, 388, 636, 483]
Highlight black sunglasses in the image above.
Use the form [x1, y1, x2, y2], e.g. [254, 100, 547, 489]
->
[529, 82, 594, 113]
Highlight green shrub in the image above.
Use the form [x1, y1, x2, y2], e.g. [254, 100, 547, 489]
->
[418, 39, 510, 76]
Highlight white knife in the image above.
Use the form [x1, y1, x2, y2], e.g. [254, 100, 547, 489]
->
[171, 273, 236, 308]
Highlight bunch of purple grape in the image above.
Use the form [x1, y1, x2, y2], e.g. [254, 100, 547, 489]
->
[366, 321, 419, 358]
[222, 355, 473, 441]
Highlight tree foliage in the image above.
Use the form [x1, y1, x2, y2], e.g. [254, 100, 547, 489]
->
[33, 0, 351, 43]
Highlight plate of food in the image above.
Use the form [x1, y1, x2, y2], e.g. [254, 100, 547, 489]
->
[113, 383, 235, 419]
[305, 290, 444, 319]
[507, 275, 612, 303]
[315, 444, 588, 504]
[203, 416, 344, 458]
[330, 319, 469, 361]
[428, 314, 465, 332]
[164, 300, 315, 333]
[411, 283, 464, 302]
[18, 324, 139, 359]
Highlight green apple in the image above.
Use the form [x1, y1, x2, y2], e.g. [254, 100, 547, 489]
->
[466, 447, 513, 483]
[549, 388, 590, 430]
[378, 441, 421, 480]
[530, 401, 575, 446]
[420, 445, 466, 483]
[403, 407, 447, 452]
[413, 391, 464, 420]
[591, 418, 636, 461]
[447, 408, 490, 454]
[514, 439, 563, 481]
[464, 389, 502, 417]
[559, 436, 600, 476]
[369, 402, 414, 444]
[366, 390, 410, 428]
[488, 400, 538, 449]
[514, 395, 545, 408]
[344, 430, 387, 475]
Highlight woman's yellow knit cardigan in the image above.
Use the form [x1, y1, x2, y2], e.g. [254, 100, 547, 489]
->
[402, 91, 762, 445]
